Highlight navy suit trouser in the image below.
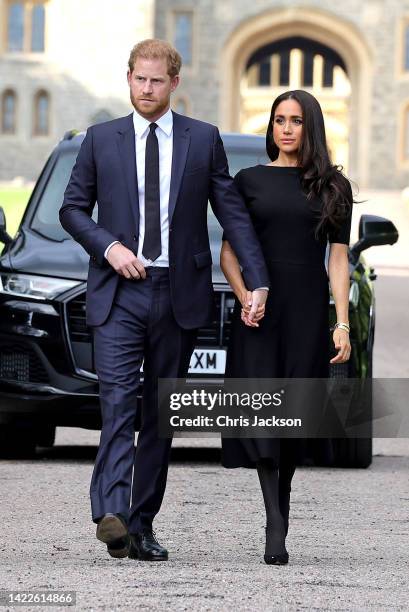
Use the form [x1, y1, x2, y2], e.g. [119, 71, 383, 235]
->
[89, 267, 197, 533]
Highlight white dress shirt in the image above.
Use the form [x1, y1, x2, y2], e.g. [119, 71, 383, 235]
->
[104, 107, 173, 266]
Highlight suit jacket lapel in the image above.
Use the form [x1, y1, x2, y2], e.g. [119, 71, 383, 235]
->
[169, 112, 190, 224]
[116, 114, 140, 233]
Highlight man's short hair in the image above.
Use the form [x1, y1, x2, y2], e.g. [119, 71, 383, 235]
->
[128, 39, 182, 78]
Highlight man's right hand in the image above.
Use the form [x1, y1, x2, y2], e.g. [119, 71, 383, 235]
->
[106, 243, 146, 280]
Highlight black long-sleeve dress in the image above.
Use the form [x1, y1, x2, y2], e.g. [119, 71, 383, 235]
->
[221, 164, 353, 468]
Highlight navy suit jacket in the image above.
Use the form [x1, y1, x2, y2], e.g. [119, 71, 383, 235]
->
[59, 111, 269, 328]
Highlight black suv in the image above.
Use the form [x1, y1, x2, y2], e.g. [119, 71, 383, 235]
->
[0, 131, 399, 466]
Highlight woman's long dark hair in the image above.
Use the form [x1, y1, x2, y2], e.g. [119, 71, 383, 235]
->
[266, 89, 353, 237]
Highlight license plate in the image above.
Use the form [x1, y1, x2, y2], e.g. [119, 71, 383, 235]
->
[189, 349, 226, 374]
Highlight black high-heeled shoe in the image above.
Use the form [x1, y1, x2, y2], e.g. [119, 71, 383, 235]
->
[263, 525, 289, 565]
[264, 551, 289, 565]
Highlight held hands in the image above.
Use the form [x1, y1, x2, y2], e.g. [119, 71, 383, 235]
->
[106, 243, 146, 280]
[239, 288, 268, 328]
[330, 328, 351, 364]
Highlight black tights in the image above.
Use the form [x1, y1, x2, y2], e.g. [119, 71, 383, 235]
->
[256, 455, 297, 554]
[278, 459, 297, 536]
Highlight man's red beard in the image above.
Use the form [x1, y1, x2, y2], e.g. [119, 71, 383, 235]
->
[130, 90, 167, 118]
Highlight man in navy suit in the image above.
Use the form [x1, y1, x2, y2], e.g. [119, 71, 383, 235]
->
[60, 39, 269, 561]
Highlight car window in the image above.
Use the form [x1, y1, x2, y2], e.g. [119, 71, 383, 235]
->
[30, 150, 98, 241]
[226, 148, 268, 176]
[208, 147, 268, 235]
[29, 143, 266, 242]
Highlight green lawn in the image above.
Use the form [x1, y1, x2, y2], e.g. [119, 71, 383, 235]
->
[0, 188, 32, 237]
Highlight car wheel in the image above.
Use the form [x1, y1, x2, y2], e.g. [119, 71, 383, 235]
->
[35, 425, 56, 448]
[332, 437, 373, 469]
[0, 423, 37, 459]
[315, 344, 373, 469]
[331, 343, 373, 469]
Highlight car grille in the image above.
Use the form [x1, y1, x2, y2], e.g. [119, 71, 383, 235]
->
[66, 291, 235, 348]
[66, 293, 92, 343]
[65, 289, 235, 376]
[196, 292, 235, 347]
[0, 342, 49, 383]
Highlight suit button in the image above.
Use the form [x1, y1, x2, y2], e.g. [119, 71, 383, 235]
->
[169, 228, 172, 233]
[91, 256, 96, 261]
[133, 235, 137, 241]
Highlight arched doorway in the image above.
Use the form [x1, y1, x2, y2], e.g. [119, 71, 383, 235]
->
[220, 8, 372, 186]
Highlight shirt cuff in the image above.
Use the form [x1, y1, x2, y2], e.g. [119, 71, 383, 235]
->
[104, 241, 120, 259]
[254, 287, 269, 291]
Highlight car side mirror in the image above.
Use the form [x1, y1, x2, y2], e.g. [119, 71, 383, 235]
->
[0, 206, 13, 246]
[350, 214, 399, 261]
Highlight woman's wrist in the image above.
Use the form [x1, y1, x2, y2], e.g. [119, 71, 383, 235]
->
[336, 319, 350, 327]
[333, 322, 350, 333]
[237, 287, 249, 306]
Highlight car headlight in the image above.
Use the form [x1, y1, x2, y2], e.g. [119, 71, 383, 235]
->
[0, 273, 82, 300]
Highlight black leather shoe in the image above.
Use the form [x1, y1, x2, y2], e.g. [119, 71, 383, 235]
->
[128, 530, 168, 561]
[96, 513, 130, 558]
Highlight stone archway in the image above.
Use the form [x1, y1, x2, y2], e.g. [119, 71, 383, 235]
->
[220, 7, 373, 187]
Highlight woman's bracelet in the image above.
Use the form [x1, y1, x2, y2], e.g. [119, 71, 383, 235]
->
[332, 322, 350, 333]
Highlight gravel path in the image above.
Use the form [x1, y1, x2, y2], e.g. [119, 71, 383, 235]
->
[1, 432, 408, 611]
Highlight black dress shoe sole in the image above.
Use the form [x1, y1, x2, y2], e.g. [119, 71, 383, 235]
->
[128, 545, 168, 562]
[264, 553, 289, 565]
[96, 515, 130, 559]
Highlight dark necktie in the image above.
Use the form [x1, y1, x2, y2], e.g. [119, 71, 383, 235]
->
[142, 122, 161, 261]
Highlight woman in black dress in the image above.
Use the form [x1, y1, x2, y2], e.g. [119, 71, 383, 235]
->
[220, 90, 354, 565]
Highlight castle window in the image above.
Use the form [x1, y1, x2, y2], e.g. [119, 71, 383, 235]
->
[173, 12, 193, 66]
[1, 90, 17, 134]
[6, 1, 46, 53]
[31, 4, 45, 52]
[33, 90, 49, 135]
[7, 3, 24, 51]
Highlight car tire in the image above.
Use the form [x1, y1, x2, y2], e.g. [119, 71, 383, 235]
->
[35, 425, 56, 448]
[316, 344, 373, 469]
[331, 437, 373, 469]
[0, 423, 37, 459]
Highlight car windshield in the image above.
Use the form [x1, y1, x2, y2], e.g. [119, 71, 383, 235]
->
[29, 145, 268, 242]
[30, 150, 90, 241]
[208, 146, 268, 239]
